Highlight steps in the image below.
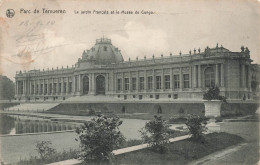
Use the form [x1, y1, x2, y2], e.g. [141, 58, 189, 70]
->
[4, 103, 60, 112]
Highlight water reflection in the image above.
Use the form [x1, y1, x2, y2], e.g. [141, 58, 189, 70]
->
[0, 114, 76, 135]
[0, 114, 15, 135]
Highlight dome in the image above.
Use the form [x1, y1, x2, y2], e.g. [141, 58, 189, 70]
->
[82, 38, 124, 65]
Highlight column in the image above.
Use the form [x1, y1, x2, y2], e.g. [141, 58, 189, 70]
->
[248, 66, 251, 89]
[34, 80, 36, 95]
[51, 78, 54, 95]
[61, 77, 64, 95]
[144, 70, 147, 91]
[179, 67, 183, 89]
[28, 80, 31, 95]
[241, 64, 245, 87]
[193, 65, 197, 88]
[137, 71, 139, 92]
[105, 74, 109, 92]
[23, 80, 26, 95]
[198, 65, 201, 88]
[111, 71, 114, 93]
[122, 73, 125, 91]
[189, 66, 192, 88]
[221, 63, 224, 87]
[67, 77, 69, 94]
[129, 72, 132, 91]
[43, 79, 45, 95]
[72, 76, 76, 93]
[92, 74, 95, 94]
[170, 68, 173, 90]
[78, 75, 81, 94]
[89, 74, 92, 93]
[153, 69, 155, 90]
[215, 64, 219, 86]
[47, 79, 49, 95]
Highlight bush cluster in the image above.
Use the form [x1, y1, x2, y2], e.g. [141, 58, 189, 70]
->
[76, 115, 125, 164]
[185, 114, 207, 141]
[140, 115, 171, 153]
[203, 86, 226, 102]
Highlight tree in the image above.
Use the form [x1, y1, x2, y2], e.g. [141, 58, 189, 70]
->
[35, 141, 56, 161]
[75, 115, 125, 164]
[185, 114, 207, 141]
[0, 76, 15, 100]
[140, 115, 170, 153]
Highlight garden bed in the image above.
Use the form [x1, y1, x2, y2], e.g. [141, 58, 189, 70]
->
[115, 132, 244, 165]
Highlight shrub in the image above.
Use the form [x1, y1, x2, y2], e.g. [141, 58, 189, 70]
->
[75, 115, 125, 164]
[203, 86, 226, 102]
[185, 114, 207, 141]
[88, 108, 96, 116]
[35, 141, 56, 161]
[140, 115, 170, 153]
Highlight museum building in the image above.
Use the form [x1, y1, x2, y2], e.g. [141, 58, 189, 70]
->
[14, 38, 256, 101]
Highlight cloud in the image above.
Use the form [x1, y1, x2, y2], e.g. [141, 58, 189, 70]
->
[110, 21, 170, 60]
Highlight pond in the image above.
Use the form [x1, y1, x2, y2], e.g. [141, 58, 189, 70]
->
[0, 113, 148, 164]
[0, 114, 76, 135]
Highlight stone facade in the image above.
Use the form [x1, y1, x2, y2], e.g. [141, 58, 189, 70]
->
[15, 38, 256, 101]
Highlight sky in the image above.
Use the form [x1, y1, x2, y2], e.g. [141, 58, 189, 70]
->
[0, 0, 259, 81]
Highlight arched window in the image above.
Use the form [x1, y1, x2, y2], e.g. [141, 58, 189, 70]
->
[104, 46, 107, 51]
[205, 67, 215, 87]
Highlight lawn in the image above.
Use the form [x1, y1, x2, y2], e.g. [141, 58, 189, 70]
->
[114, 132, 244, 165]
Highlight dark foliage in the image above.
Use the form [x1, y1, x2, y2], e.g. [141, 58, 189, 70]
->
[185, 114, 207, 141]
[140, 115, 170, 153]
[0, 75, 15, 100]
[76, 115, 125, 164]
[203, 86, 226, 102]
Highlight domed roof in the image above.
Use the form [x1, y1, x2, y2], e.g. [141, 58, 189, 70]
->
[82, 38, 124, 65]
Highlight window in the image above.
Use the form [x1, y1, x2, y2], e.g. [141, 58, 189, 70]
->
[174, 94, 178, 99]
[133, 95, 136, 98]
[53, 83, 57, 94]
[49, 84, 52, 94]
[183, 74, 189, 88]
[58, 83, 61, 93]
[165, 75, 170, 89]
[124, 95, 127, 100]
[139, 77, 144, 90]
[31, 85, 34, 94]
[156, 76, 161, 89]
[118, 95, 120, 98]
[117, 79, 122, 91]
[148, 76, 153, 89]
[69, 82, 72, 93]
[64, 82, 67, 93]
[150, 95, 153, 98]
[132, 78, 136, 90]
[104, 46, 107, 51]
[44, 84, 47, 94]
[36, 84, 38, 94]
[124, 78, 129, 90]
[155, 94, 160, 99]
[174, 75, 180, 88]
[204, 67, 215, 87]
[139, 95, 143, 100]
[168, 94, 171, 98]
[40, 84, 43, 94]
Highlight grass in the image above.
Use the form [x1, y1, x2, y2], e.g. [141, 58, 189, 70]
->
[114, 132, 244, 165]
[17, 149, 79, 165]
[14, 130, 188, 165]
